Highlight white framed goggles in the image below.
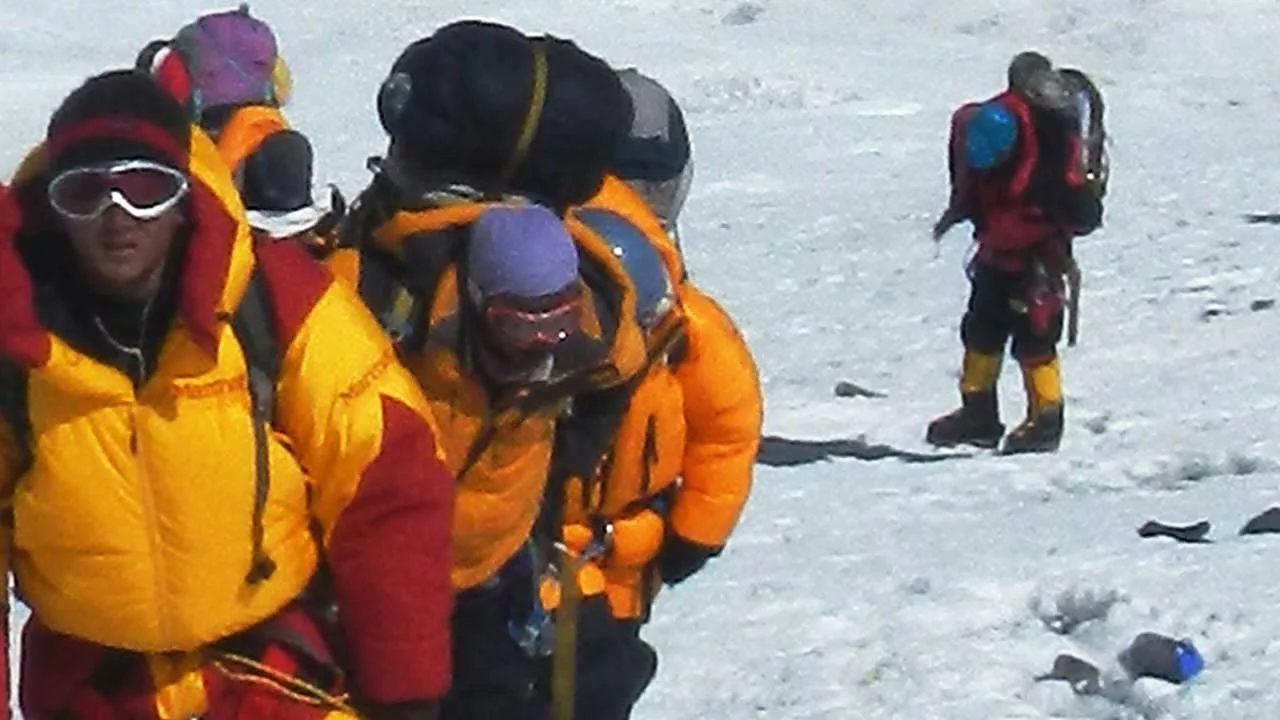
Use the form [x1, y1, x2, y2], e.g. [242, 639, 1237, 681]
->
[48, 159, 190, 221]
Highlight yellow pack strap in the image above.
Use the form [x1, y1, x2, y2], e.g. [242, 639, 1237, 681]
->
[550, 545, 583, 720]
[211, 651, 357, 714]
[494, 39, 548, 194]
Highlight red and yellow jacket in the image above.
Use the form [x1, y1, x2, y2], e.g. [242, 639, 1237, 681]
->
[0, 128, 454, 711]
[560, 178, 761, 619]
[327, 197, 649, 591]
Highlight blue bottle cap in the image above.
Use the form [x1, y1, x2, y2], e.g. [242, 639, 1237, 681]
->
[1174, 641, 1204, 682]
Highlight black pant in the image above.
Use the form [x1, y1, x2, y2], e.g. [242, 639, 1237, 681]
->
[443, 578, 545, 720]
[544, 597, 658, 720]
[960, 260, 1063, 363]
[443, 583, 657, 720]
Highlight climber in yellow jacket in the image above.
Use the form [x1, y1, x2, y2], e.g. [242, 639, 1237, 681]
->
[0, 70, 452, 720]
[136, 5, 336, 251]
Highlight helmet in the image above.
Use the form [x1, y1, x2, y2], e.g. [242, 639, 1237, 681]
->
[963, 103, 1017, 170]
[575, 207, 675, 330]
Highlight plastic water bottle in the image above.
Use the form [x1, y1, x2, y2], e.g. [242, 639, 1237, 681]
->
[1116, 632, 1205, 685]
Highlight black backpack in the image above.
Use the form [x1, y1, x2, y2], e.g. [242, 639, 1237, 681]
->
[1058, 68, 1108, 198]
[0, 267, 283, 586]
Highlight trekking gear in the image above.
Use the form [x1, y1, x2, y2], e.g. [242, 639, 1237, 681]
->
[374, 20, 633, 211]
[963, 103, 1017, 170]
[1059, 67, 1108, 198]
[926, 350, 1005, 448]
[1065, 256, 1082, 346]
[576, 208, 676, 330]
[172, 4, 281, 115]
[926, 389, 1005, 449]
[48, 160, 190, 221]
[1001, 357, 1064, 454]
[481, 286, 586, 351]
[0, 264, 282, 586]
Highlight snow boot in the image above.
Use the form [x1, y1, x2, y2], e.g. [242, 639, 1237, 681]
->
[926, 350, 1005, 449]
[1001, 357, 1064, 455]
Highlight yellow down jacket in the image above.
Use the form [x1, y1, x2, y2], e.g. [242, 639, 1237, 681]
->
[0, 128, 454, 704]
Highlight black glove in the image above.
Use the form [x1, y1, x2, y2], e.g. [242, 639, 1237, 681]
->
[657, 535, 723, 586]
[364, 699, 440, 720]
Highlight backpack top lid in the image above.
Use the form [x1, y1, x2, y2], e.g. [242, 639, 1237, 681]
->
[613, 68, 690, 183]
[174, 3, 280, 111]
[375, 20, 634, 211]
[963, 102, 1018, 170]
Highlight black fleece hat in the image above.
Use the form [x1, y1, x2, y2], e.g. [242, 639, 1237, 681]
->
[46, 69, 191, 176]
[1008, 51, 1052, 92]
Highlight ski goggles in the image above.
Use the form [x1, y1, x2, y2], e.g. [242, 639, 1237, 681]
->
[48, 159, 189, 221]
[483, 286, 585, 350]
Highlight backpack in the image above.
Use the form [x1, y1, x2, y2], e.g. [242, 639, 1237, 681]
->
[1059, 68, 1108, 198]
[0, 266, 282, 586]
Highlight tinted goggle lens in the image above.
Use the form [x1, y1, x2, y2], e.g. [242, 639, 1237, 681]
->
[49, 160, 189, 221]
[485, 293, 584, 349]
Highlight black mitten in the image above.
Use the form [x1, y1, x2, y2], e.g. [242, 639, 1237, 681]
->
[657, 535, 722, 586]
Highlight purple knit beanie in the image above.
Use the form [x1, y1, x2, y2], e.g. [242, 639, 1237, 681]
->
[469, 205, 580, 300]
[174, 4, 278, 110]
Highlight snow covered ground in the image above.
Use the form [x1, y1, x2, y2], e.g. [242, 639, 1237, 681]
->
[6, 0, 1280, 717]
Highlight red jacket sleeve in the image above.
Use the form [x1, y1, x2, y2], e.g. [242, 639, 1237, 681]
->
[259, 243, 454, 702]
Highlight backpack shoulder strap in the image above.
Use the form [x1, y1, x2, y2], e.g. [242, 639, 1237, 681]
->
[0, 361, 31, 479]
[357, 227, 466, 357]
[232, 266, 281, 419]
[229, 265, 281, 585]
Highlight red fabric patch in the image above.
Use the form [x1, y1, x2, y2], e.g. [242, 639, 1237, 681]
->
[176, 182, 238, 355]
[948, 92, 1038, 200]
[201, 604, 343, 720]
[0, 184, 50, 367]
[253, 240, 332, 348]
[947, 91, 1078, 272]
[19, 617, 157, 720]
[45, 117, 186, 170]
[326, 396, 455, 702]
[200, 670, 334, 720]
[994, 91, 1039, 198]
[152, 50, 193, 109]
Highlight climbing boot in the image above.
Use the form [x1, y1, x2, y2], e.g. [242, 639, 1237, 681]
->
[1001, 357, 1065, 455]
[926, 350, 1005, 449]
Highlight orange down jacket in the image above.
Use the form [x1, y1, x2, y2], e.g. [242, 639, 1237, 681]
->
[327, 195, 650, 590]
[560, 177, 761, 618]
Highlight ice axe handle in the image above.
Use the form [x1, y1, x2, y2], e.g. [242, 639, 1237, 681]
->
[1066, 260, 1082, 346]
